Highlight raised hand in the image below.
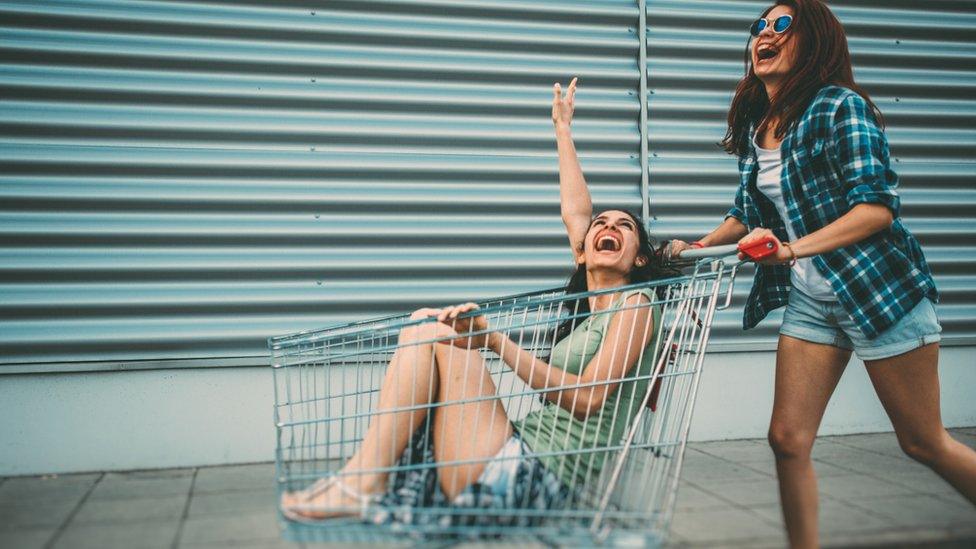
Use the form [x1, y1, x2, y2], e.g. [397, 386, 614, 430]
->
[552, 77, 578, 128]
[437, 302, 491, 350]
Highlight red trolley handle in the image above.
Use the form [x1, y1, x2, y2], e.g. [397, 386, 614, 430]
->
[675, 235, 779, 262]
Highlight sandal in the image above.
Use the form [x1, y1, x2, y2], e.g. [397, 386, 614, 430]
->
[280, 476, 380, 522]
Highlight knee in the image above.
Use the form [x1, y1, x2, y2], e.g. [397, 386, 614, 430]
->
[408, 308, 440, 321]
[400, 309, 454, 343]
[897, 431, 949, 466]
[768, 426, 815, 461]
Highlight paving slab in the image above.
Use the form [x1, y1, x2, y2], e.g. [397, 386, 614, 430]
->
[188, 488, 275, 517]
[851, 494, 976, 530]
[679, 451, 772, 483]
[809, 440, 875, 463]
[821, 527, 962, 548]
[52, 520, 180, 549]
[193, 463, 276, 495]
[827, 432, 912, 461]
[72, 494, 188, 524]
[673, 482, 729, 511]
[89, 473, 193, 501]
[0, 473, 99, 504]
[695, 477, 781, 507]
[750, 499, 893, 535]
[0, 498, 79, 530]
[687, 440, 772, 464]
[0, 528, 55, 549]
[815, 449, 924, 478]
[817, 473, 917, 501]
[669, 506, 783, 545]
[882, 467, 960, 495]
[179, 508, 281, 545]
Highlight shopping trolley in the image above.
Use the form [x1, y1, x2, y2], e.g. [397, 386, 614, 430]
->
[269, 241, 761, 546]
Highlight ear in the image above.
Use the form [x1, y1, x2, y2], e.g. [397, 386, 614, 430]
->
[575, 242, 586, 265]
[635, 255, 648, 268]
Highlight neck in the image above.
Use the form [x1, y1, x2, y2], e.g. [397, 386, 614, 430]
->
[763, 78, 781, 106]
[585, 270, 629, 311]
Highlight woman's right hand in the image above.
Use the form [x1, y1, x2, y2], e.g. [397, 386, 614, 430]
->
[667, 239, 693, 259]
[552, 77, 578, 128]
[437, 303, 491, 350]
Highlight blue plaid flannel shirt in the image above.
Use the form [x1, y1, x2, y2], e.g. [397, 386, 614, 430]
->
[726, 85, 939, 339]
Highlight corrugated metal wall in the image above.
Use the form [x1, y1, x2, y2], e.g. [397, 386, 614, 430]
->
[2, 0, 974, 372]
[645, 0, 976, 350]
[0, 0, 643, 370]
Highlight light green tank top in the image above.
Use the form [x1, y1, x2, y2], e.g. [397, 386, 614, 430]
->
[515, 288, 663, 488]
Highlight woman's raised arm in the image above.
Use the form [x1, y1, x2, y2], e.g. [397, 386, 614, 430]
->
[553, 77, 592, 257]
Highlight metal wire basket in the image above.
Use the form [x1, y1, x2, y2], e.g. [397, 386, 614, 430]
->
[269, 251, 740, 546]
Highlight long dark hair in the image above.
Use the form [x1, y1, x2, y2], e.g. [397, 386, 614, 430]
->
[552, 210, 676, 344]
[721, 0, 883, 157]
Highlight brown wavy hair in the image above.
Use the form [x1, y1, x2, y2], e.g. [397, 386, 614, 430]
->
[721, 0, 883, 157]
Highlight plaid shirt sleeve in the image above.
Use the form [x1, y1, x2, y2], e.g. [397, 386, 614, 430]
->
[829, 93, 901, 217]
[726, 183, 747, 223]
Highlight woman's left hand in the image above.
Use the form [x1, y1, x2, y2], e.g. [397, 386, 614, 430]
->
[438, 302, 491, 349]
[737, 228, 795, 266]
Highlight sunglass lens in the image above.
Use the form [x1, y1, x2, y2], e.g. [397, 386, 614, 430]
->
[773, 15, 793, 33]
[750, 18, 766, 36]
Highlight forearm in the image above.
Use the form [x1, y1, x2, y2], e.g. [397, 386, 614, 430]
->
[790, 203, 893, 258]
[698, 216, 749, 247]
[555, 124, 592, 222]
[487, 331, 591, 415]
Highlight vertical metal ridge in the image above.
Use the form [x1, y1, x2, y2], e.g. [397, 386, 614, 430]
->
[638, 0, 650, 226]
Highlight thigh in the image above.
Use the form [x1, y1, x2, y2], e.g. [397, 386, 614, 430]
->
[771, 335, 851, 438]
[432, 344, 513, 498]
[864, 343, 943, 438]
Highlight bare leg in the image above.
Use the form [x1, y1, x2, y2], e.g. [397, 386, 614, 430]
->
[432, 342, 513, 500]
[768, 335, 850, 549]
[282, 311, 444, 516]
[865, 343, 976, 505]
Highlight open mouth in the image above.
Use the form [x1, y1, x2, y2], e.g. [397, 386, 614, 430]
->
[756, 44, 779, 63]
[595, 233, 622, 253]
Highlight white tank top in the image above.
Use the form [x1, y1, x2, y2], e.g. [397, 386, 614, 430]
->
[754, 137, 837, 301]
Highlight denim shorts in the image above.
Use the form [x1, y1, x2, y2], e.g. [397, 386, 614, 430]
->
[780, 288, 941, 361]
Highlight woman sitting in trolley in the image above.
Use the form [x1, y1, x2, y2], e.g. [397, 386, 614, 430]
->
[281, 77, 673, 523]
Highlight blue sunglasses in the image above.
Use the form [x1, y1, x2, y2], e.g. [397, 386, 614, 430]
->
[750, 14, 793, 37]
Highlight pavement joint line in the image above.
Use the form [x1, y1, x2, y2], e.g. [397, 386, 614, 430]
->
[678, 477, 784, 530]
[828, 434, 914, 462]
[42, 471, 104, 549]
[685, 444, 775, 479]
[170, 467, 199, 549]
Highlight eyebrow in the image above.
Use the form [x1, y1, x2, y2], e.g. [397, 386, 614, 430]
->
[591, 215, 634, 226]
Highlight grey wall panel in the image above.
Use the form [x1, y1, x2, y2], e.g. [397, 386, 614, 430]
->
[646, 0, 976, 348]
[3, 0, 974, 370]
[0, 0, 643, 369]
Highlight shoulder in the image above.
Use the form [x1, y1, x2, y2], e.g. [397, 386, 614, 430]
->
[801, 86, 854, 123]
[616, 289, 660, 323]
[796, 86, 874, 139]
[620, 287, 654, 304]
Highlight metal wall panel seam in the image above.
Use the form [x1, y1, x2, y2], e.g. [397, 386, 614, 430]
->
[638, 0, 650, 226]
